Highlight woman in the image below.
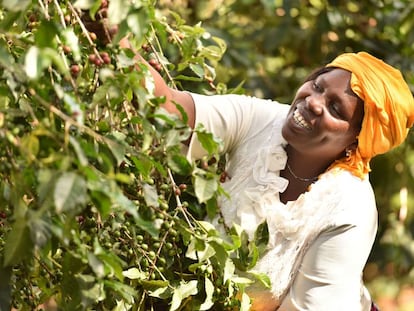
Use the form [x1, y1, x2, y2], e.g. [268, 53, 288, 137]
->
[123, 36, 414, 310]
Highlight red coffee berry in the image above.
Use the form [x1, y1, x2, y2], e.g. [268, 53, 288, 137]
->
[94, 58, 103, 67]
[62, 45, 71, 54]
[70, 64, 80, 76]
[148, 58, 158, 67]
[28, 14, 37, 22]
[89, 32, 97, 41]
[100, 52, 111, 64]
[89, 54, 97, 62]
[141, 43, 151, 52]
[154, 63, 162, 72]
[103, 56, 111, 64]
[220, 172, 228, 183]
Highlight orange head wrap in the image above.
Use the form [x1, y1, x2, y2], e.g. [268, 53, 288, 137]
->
[326, 52, 414, 178]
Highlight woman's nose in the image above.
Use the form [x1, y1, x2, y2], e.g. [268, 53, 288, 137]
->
[306, 95, 324, 115]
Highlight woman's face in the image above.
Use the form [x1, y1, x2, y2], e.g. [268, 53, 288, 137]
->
[282, 68, 364, 161]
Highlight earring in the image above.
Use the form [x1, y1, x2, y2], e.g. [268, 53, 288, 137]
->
[345, 148, 352, 159]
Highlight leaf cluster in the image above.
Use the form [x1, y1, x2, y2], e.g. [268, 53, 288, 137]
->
[0, 0, 267, 310]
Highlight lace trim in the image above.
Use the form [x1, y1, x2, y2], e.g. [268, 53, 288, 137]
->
[216, 115, 353, 300]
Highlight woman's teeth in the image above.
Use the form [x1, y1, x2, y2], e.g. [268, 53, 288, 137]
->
[293, 109, 311, 129]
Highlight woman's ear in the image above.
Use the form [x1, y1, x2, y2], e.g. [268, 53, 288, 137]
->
[348, 140, 359, 151]
[345, 140, 358, 159]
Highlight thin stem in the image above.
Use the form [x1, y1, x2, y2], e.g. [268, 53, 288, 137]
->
[67, 2, 104, 62]
[167, 168, 194, 229]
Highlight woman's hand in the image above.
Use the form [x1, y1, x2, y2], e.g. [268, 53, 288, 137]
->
[244, 289, 280, 311]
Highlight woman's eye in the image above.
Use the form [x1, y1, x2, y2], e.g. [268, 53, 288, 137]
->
[330, 103, 342, 117]
[313, 82, 322, 92]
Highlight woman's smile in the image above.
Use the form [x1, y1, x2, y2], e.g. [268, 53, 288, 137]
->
[282, 69, 364, 160]
[292, 107, 312, 130]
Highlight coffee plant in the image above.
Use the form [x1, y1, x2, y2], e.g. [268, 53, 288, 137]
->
[0, 0, 269, 310]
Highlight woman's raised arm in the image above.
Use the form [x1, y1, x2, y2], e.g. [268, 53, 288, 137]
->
[119, 38, 196, 129]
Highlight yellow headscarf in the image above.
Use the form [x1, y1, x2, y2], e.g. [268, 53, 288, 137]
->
[326, 52, 414, 178]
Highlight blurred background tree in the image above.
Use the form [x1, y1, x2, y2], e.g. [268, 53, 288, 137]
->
[157, 0, 414, 309]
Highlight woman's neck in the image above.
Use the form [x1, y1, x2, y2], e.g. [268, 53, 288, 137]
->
[280, 145, 330, 204]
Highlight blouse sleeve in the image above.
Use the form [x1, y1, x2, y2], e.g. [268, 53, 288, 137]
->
[186, 93, 287, 160]
[279, 203, 378, 311]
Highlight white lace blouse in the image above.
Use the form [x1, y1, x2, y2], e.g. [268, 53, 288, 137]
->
[187, 93, 378, 311]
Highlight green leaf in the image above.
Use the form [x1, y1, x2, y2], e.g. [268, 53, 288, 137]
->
[42, 47, 69, 76]
[0, 10, 22, 31]
[240, 292, 252, 311]
[126, 9, 150, 41]
[197, 220, 217, 234]
[108, 0, 131, 25]
[189, 63, 204, 78]
[0, 43, 15, 70]
[122, 267, 146, 280]
[199, 277, 214, 310]
[185, 236, 204, 260]
[141, 280, 169, 292]
[73, 0, 95, 10]
[223, 258, 235, 284]
[142, 183, 159, 207]
[148, 286, 171, 299]
[3, 217, 32, 267]
[69, 136, 89, 166]
[231, 276, 253, 285]
[63, 93, 84, 125]
[90, 190, 112, 219]
[29, 215, 50, 247]
[111, 188, 159, 238]
[104, 280, 137, 304]
[97, 252, 125, 281]
[164, 128, 190, 147]
[194, 173, 218, 203]
[105, 137, 126, 166]
[1, 0, 31, 11]
[131, 153, 153, 179]
[20, 134, 39, 162]
[249, 271, 271, 289]
[35, 20, 58, 48]
[167, 153, 192, 175]
[194, 124, 222, 155]
[254, 221, 269, 255]
[170, 280, 198, 311]
[62, 28, 81, 62]
[24, 46, 50, 80]
[197, 244, 216, 262]
[205, 197, 218, 220]
[54, 172, 88, 213]
[88, 252, 105, 278]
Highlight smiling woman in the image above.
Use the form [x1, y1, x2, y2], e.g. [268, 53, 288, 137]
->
[281, 68, 364, 203]
[125, 39, 414, 310]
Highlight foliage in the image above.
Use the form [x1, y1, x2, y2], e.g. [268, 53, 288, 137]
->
[157, 0, 414, 306]
[0, 0, 268, 310]
[1, 0, 414, 310]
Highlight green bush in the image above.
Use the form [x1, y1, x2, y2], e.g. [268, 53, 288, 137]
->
[0, 0, 269, 310]
[1, 0, 414, 310]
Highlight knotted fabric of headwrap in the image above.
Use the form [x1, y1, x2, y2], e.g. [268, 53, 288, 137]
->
[326, 52, 414, 179]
